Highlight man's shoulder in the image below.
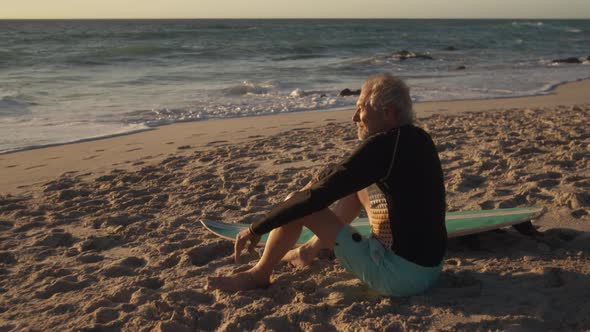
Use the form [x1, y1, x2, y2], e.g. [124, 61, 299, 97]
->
[404, 124, 428, 133]
[365, 127, 401, 141]
[402, 125, 434, 142]
[368, 125, 430, 142]
[360, 125, 434, 151]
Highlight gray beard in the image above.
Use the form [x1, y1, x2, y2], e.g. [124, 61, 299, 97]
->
[357, 127, 369, 140]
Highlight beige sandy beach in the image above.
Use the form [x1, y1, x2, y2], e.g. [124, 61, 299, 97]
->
[1, 80, 589, 331]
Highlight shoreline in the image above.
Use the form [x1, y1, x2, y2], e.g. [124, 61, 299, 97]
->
[3, 77, 589, 157]
[1, 79, 590, 195]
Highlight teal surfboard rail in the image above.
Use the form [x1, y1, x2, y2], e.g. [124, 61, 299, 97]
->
[201, 207, 544, 245]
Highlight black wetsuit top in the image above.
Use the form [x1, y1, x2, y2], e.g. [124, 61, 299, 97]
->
[251, 125, 447, 267]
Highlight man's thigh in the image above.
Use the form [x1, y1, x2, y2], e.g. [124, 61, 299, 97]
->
[330, 192, 363, 224]
[334, 225, 442, 296]
[299, 208, 346, 248]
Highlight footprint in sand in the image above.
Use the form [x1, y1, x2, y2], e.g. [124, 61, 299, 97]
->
[0, 220, 14, 231]
[100, 257, 147, 278]
[433, 271, 483, 297]
[108, 284, 141, 303]
[24, 164, 47, 170]
[47, 303, 76, 315]
[0, 251, 16, 265]
[83, 298, 116, 314]
[55, 188, 91, 201]
[161, 289, 214, 305]
[207, 140, 228, 145]
[134, 277, 165, 290]
[33, 230, 74, 247]
[184, 242, 233, 266]
[92, 307, 120, 325]
[76, 235, 120, 252]
[157, 254, 181, 269]
[13, 221, 43, 233]
[77, 253, 105, 264]
[198, 156, 214, 163]
[116, 256, 147, 268]
[35, 276, 91, 299]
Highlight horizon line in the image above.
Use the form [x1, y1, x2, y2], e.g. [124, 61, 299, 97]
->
[1, 17, 589, 20]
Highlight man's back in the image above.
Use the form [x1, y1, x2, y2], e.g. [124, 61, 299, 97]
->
[373, 125, 446, 267]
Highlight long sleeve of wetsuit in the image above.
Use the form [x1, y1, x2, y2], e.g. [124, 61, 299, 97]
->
[250, 129, 398, 236]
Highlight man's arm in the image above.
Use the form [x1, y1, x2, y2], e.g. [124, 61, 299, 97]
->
[250, 130, 397, 236]
[284, 171, 362, 224]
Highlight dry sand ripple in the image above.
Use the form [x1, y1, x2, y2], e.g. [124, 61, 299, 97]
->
[0, 105, 589, 331]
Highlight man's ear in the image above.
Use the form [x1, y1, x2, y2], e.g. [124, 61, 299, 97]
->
[385, 106, 399, 123]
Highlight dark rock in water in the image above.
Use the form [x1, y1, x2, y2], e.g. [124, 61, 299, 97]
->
[339, 88, 361, 97]
[456, 65, 466, 70]
[320, 94, 327, 98]
[392, 50, 434, 60]
[551, 57, 581, 64]
[446, 46, 458, 51]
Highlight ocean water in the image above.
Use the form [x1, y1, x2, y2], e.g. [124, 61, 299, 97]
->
[1, 19, 590, 154]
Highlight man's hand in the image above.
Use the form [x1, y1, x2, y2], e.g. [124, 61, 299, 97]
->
[234, 228, 261, 263]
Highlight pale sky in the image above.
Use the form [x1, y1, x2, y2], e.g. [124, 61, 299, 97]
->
[1, 0, 589, 19]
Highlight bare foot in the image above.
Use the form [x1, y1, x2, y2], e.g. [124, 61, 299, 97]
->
[232, 264, 252, 274]
[206, 269, 270, 292]
[282, 245, 317, 268]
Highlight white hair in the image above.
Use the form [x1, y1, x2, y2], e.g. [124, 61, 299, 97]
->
[361, 73, 414, 125]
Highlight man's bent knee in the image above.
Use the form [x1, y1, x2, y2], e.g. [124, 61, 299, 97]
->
[299, 208, 345, 247]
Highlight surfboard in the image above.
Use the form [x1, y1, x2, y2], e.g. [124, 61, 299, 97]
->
[200, 206, 545, 246]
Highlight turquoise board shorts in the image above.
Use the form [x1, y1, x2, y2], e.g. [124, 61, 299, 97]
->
[333, 225, 442, 297]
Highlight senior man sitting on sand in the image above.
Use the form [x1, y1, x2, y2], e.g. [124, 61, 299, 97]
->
[207, 73, 447, 296]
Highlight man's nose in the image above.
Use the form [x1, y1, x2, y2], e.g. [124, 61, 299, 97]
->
[352, 109, 360, 122]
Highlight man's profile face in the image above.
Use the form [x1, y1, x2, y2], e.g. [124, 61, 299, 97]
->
[353, 89, 388, 140]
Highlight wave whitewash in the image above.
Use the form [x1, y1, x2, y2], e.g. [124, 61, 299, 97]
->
[1, 19, 590, 153]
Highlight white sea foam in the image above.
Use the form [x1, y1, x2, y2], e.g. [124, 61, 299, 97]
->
[0, 121, 151, 154]
[289, 89, 306, 97]
[512, 21, 544, 27]
[1, 19, 589, 153]
[223, 81, 277, 96]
